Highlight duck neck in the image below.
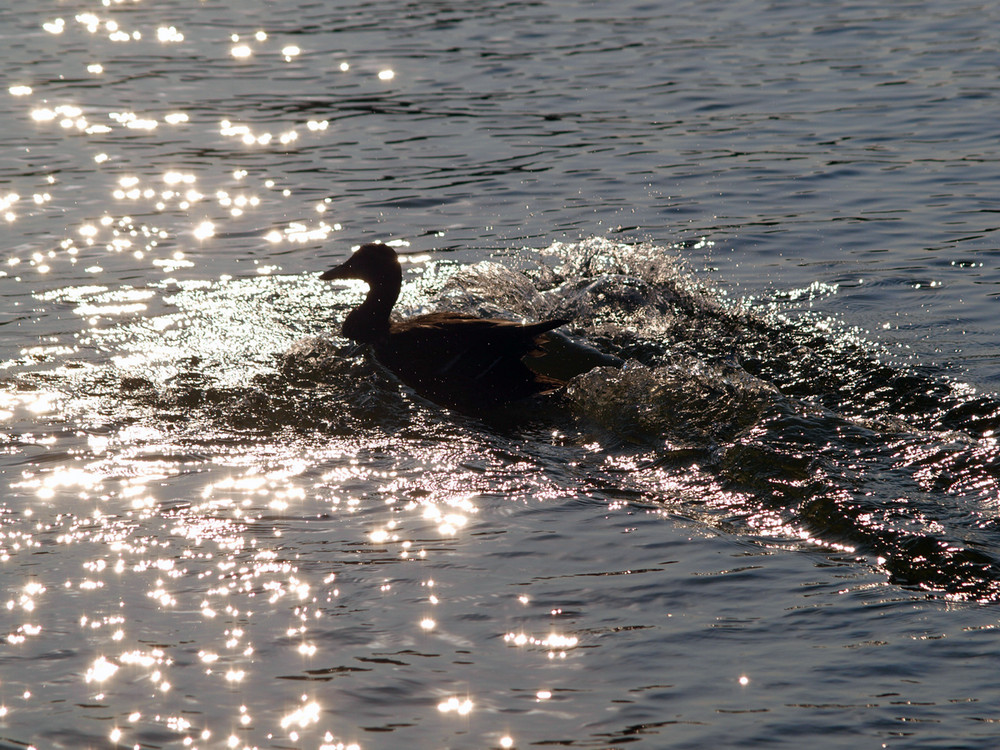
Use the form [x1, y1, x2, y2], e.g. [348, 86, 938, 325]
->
[342, 273, 401, 344]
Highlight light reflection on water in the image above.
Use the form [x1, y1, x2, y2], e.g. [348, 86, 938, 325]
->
[4, 0, 1000, 747]
[10, 239, 1000, 748]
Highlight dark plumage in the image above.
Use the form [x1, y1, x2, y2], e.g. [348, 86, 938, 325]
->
[320, 243, 570, 412]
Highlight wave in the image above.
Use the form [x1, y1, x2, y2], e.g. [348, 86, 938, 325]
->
[541, 240, 1000, 601]
[16, 237, 1000, 601]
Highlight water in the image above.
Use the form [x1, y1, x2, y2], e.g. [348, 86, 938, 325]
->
[3, 1, 1000, 748]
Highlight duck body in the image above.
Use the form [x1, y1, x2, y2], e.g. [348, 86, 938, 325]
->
[320, 243, 570, 413]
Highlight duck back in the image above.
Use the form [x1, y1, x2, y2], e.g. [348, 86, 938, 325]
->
[376, 312, 568, 412]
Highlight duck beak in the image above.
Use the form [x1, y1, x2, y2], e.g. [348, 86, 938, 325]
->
[319, 266, 347, 281]
[319, 257, 357, 281]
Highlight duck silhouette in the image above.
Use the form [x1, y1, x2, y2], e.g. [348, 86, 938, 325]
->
[320, 242, 588, 413]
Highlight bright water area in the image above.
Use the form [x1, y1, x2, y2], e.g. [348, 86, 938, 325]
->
[3, 1, 1000, 748]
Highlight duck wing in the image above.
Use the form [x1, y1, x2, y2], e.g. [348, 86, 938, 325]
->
[375, 312, 569, 411]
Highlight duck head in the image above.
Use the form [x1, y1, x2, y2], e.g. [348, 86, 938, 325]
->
[320, 242, 401, 285]
[320, 242, 402, 344]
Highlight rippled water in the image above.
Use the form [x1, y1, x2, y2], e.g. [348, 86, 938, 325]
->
[4, 1, 1000, 748]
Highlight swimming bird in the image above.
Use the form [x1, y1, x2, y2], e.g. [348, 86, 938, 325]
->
[319, 242, 574, 413]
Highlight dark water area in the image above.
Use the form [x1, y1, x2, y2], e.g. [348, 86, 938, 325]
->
[4, 1, 1000, 749]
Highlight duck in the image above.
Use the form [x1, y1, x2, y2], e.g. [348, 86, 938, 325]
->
[319, 242, 579, 413]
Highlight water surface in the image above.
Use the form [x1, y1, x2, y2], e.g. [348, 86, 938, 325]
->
[3, 1, 1000, 748]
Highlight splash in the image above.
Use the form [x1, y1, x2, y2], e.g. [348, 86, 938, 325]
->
[12, 237, 1000, 602]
